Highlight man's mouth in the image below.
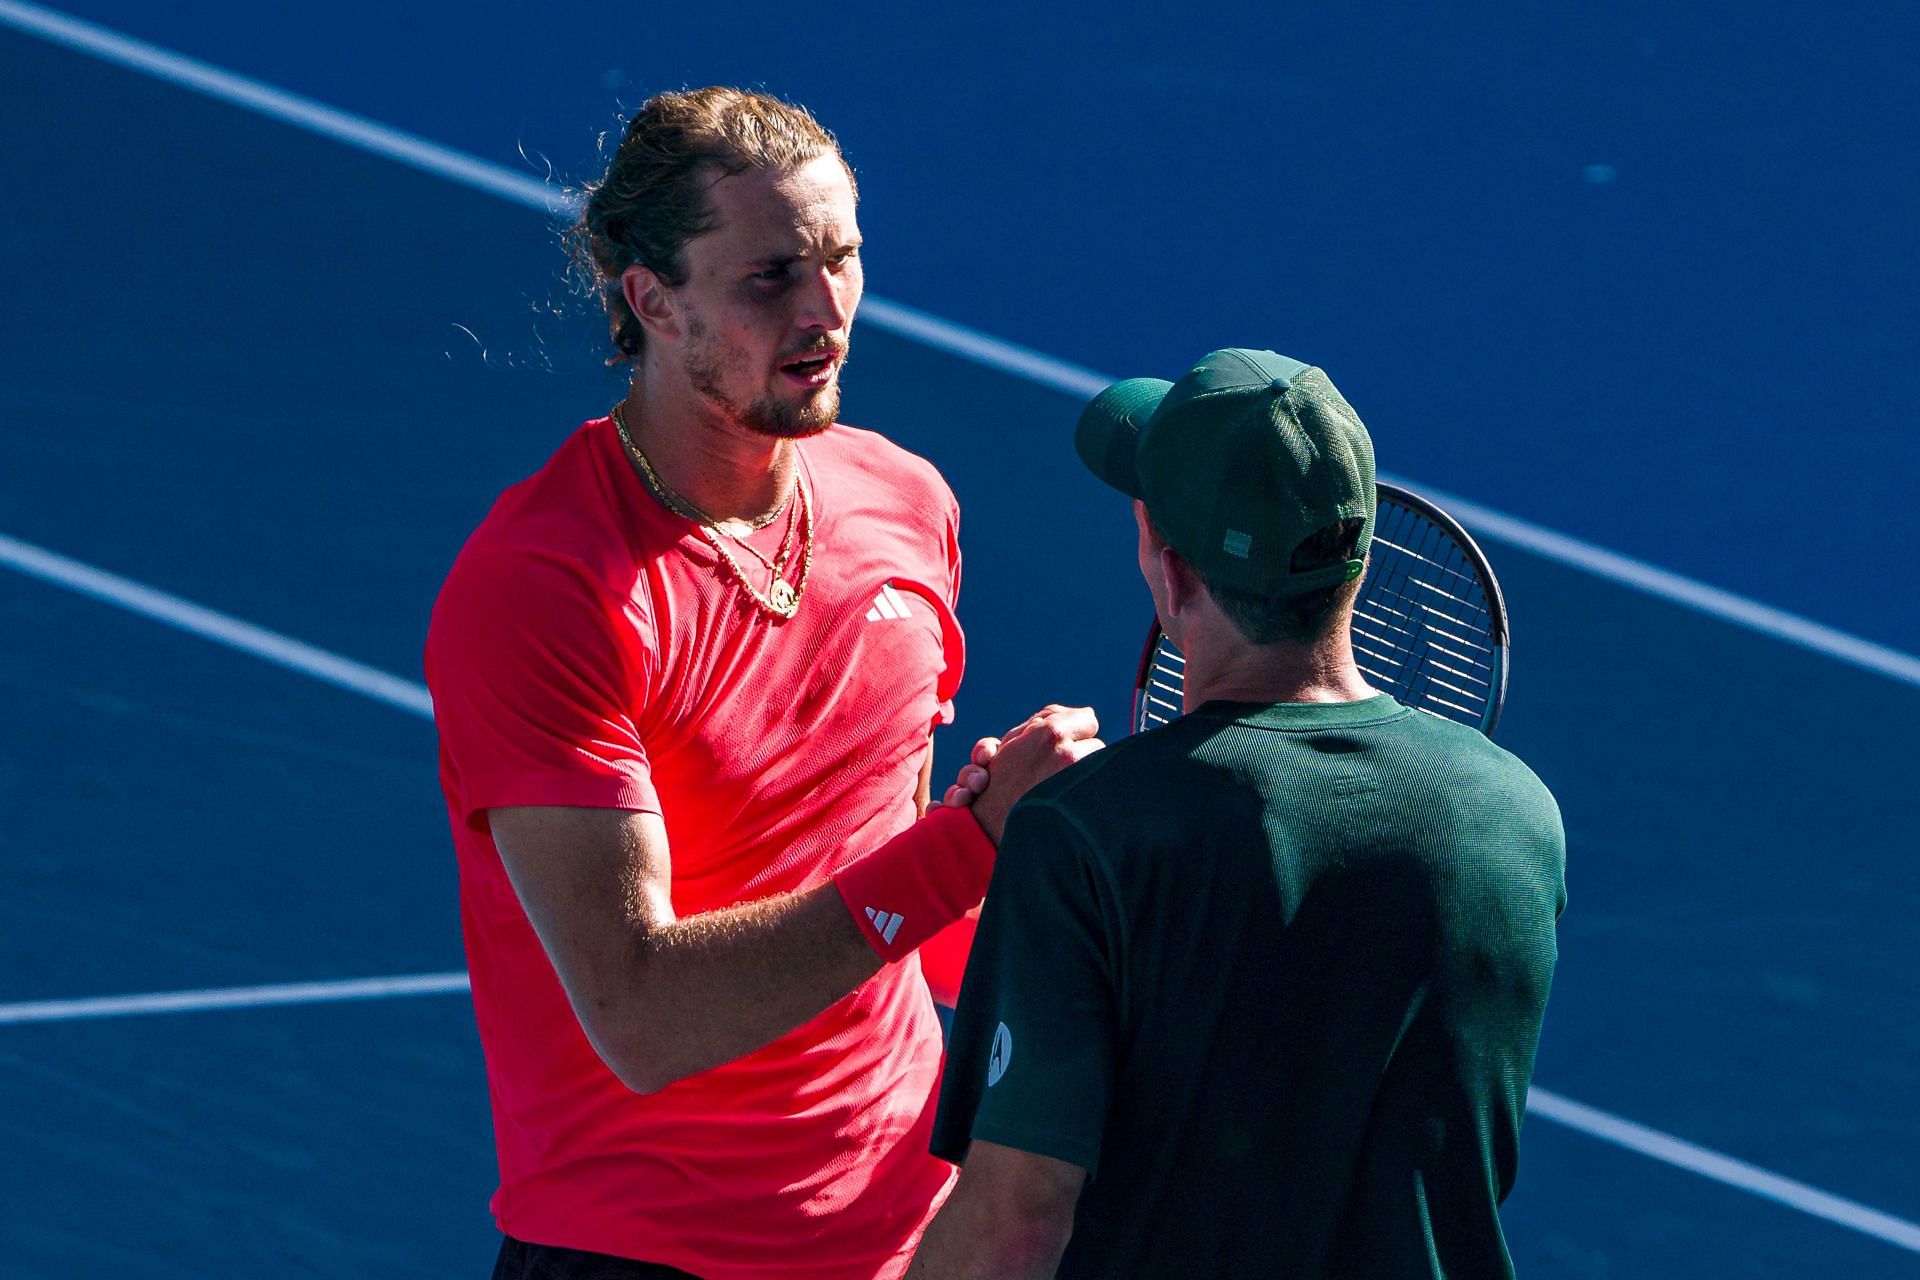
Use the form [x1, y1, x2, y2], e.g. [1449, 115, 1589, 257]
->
[779, 350, 842, 387]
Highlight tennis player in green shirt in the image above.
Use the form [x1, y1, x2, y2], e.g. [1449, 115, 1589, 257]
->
[911, 349, 1566, 1279]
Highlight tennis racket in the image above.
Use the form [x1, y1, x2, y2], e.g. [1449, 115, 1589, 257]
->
[1132, 481, 1509, 738]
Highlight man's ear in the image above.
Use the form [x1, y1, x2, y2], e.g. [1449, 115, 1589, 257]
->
[620, 264, 682, 343]
[1159, 544, 1202, 620]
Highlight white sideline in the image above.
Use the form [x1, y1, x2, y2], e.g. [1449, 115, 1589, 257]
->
[0, 533, 433, 718]
[0, 970, 1915, 1256]
[0, 973, 470, 1024]
[2, 0, 1918, 1253]
[1378, 474, 1920, 690]
[1526, 1088, 1920, 1253]
[5, 0, 1913, 690]
[4, 0, 1918, 691]
[0, 0, 563, 213]
[0, 0, 1109, 406]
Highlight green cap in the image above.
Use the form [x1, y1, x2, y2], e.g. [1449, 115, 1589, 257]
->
[1074, 349, 1376, 597]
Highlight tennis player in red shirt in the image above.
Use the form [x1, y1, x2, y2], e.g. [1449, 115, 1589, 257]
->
[425, 88, 1100, 1280]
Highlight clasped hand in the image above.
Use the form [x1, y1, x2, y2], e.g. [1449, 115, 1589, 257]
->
[941, 705, 1104, 841]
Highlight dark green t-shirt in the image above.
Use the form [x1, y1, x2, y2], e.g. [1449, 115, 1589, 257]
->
[932, 695, 1565, 1279]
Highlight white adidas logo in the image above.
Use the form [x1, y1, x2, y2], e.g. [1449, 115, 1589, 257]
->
[866, 584, 912, 622]
[864, 906, 905, 944]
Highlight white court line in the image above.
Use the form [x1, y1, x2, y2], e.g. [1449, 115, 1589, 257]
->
[0, 533, 433, 719]
[0, 973, 469, 1025]
[10, 549, 1914, 1258]
[5, 0, 1913, 691]
[855, 296, 1112, 400]
[4, 558, 1914, 1263]
[1, 971, 1915, 1257]
[3, 0, 1918, 1251]
[1527, 1088, 1920, 1254]
[0, 0, 1109, 406]
[0, 0, 563, 213]
[1379, 474, 1920, 691]
[5, 0, 1919, 692]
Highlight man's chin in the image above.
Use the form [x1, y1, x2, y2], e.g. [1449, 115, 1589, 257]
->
[744, 386, 840, 439]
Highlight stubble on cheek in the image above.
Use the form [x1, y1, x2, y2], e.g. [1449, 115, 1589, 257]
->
[682, 312, 841, 440]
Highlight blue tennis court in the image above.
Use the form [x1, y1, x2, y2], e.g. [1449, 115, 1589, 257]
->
[2, 2, 1917, 1274]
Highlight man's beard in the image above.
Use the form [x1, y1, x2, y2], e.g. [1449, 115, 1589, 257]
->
[684, 316, 844, 440]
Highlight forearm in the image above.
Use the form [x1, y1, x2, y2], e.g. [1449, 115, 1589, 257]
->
[910, 1219, 1068, 1280]
[908, 1160, 1076, 1280]
[606, 879, 883, 1091]
[580, 803, 990, 1091]
[637, 744, 939, 1077]
[502, 704, 1101, 1093]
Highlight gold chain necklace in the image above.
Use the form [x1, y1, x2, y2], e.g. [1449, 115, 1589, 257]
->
[610, 403, 790, 532]
[721, 487, 800, 577]
[611, 404, 813, 620]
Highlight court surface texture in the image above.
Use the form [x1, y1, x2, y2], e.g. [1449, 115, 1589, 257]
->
[2, 2, 1917, 1275]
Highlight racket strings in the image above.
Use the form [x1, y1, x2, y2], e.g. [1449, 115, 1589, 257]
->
[1134, 494, 1504, 733]
[1360, 503, 1498, 725]
[1142, 648, 1184, 726]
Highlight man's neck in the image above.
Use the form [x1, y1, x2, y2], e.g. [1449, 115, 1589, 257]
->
[1178, 618, 1376, 710]
[617, 374, 798, 528]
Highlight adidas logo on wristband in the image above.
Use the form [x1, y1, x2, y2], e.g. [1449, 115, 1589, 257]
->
[864, 906, 905, 944]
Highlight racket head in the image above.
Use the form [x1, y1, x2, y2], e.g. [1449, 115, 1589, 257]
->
[1130, 481, 1510, 738]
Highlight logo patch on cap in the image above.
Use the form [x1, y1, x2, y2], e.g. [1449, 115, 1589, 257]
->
[1223, 529, 1253, 559]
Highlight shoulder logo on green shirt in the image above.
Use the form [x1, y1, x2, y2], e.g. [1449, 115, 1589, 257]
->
[988, 1022, 1012, 1087]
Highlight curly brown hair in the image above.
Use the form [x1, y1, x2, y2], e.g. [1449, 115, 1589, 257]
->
[571, 87, 855, 362]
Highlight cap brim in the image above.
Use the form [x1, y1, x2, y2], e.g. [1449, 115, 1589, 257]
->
[1074, 377, 1174, 497]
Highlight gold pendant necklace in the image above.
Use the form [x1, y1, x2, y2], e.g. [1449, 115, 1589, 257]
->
[611, 404, 812, 620]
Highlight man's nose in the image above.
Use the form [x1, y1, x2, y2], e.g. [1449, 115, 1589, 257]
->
[795, 264, 855, 331]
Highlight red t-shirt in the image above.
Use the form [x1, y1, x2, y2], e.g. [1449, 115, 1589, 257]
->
[425, 416, 967, 1279]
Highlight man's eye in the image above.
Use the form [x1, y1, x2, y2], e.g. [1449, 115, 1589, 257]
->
[753, 266, 788, 282]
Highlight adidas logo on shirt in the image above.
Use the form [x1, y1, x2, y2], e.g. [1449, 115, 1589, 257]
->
[866, 584, 912, 622]
[864, 906, 904, 944]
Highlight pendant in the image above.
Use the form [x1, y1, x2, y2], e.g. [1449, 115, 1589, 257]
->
[768, 578, 799, 618]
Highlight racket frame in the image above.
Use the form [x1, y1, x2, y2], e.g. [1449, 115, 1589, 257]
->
[1129, 480, 1510, 737]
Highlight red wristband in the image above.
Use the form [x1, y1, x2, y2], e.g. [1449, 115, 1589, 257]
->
[834, 805, 997, 963]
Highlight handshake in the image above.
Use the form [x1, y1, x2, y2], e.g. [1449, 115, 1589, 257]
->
[938, 705, 1105, 842]
[839, 706, 1102, 967]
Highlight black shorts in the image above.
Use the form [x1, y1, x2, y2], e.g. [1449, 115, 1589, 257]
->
[492, 1235, 703, 1280]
